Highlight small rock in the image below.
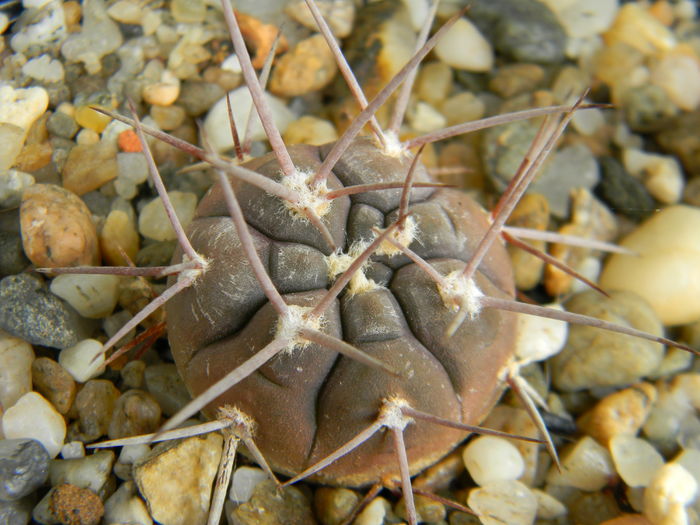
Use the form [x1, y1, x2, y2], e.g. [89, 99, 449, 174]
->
[228, 479, 315, 525]
[547, 436, 616, 491]
[46, 110, 79, 140]
[439, 91, 485, 126]
[0, 438, 50, 501]
[142, 70, 181, 107]
[49, 450, 115, 501]
[107, 389, 161, 440]
[407, 101, 446, 134]
[120, 360, 145, 390]
[58, 340, 106, 383]
[396, 494, 446, 523]
[134, 433, 222, 525]
[622, 85, 679, 133]
[50, 275, 120, 320]
[49, 483, 103, 525]
[603, 3, 676, 55]
[313, 486, 359, 525]
[285, 0, 355, 38]
[600, 205, 700, 325]
[0, 232, 29, 278]
[622, 149, 684, 205]
[61, 442, 85, 460]
[170, 0, 205, 23]
[20, 184, 99, 268]
[353, 497, 391, 525]
[532, 488, 567, 520]
[506, 193, 549, 290]
[674, 449, 700, 486]
[143, 364, 190, 417]
[644, 463, 697, 525]
[514, 303, 567, 365]
[434, 17, 493, 72]
[0, 85, 49, 135]
[0, 170, 34, 209]
[73, 380, 120, 442]
[102, 481, 152, 525]
[650, 47, 700, 112]
[552, 290, 664, 391]
[468, 480, 538, 525]
[489, 63, 545, 98]
[149, 104, 186, 131]
[138, 191, 197, 242]
[100, 209, 140, 266]
[610, 435, 664, 488]
[542, 0, 618, 39]
[270, 34, 337, 97]
[228, 467, 268, 504]
[0, 331, 34, 412]
[600, 515, 654, 525]
[22, 54, 65, 83]
[2, 392, 66, 458]
[577, 383, 657, 445]
[596, 156, 655, 221]
[0, 495, 33, 525]
[62, 142, 119, 196]
[0, 274, 93, 350]
[416, 61, 452, 106]
[32, 357, 76, 415]
[463, 436, 525, 486]
[467, 0, 567, 64]
[177, 81, 225, 118]
[283, 115, 338, 147]
[10, 0, 67, 56]
[656, 111, 700, 177]
[74, 104, 113, 135]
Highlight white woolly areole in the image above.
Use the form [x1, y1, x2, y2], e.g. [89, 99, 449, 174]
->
[176, 253, 208, 284]
[217, 405, 255, 436]
[275, 305, 322, 353]
[380, 131, 409, 159]
[437, 271, 484, 319]
[379, 397, 413, 431]
[325, 241, 379, 296]
[375, 216, 418, 257]
[280, 169, 331, 218]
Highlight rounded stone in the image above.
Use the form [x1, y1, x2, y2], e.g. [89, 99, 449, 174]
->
[2, 392, 66, 458]
[463, 436, 525, 486]
[0, 438, 50, 502]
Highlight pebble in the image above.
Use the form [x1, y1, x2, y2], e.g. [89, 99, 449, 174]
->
[74, 105, 113, 134]
[644, 463, 697, 525]
[0, 274, 93, 350]
[0, 331, 34, 412]
[407, 101, 447, 134]
[2, 392, 66, 458]
[609, 435, 664, 488]
[73, 380, 120, 442]
[623, 149, 684, 205]
[31, 357, 76, 415]
[283, 115, 338, 146]
[10, 0, 67, 55]
[547, 436, 616, 491]
[0, 169, 34, 209]
[354, 497, 391, 525]
[467, 0, 567, 64]
[622, 85, 679, 133]
[603, 3, 676, 55]
[228, 466, 268, 504]
[600, 205, 700, 326]
[61, 442, 85, 460]
[149, 104, 186, 131]
[0, 86, 49, 170]
[49, 450, 115, 501]
[142, 70, 181, 107]
[202, 86, 295, 152]
[138, 191, 197, 242]
[415, 61, 452, 106]
[62, 142, 119, 196]
[170, 0, 205, 23]
[134, 433, 222, 525]
[50, 274, 121, 320]
[100, 209, 140, 266]
[120, 360, 145, 390]
[313, 486, 359, 525]
[542, 0, 618, 39]
[270, 34, 337, 97]
[228, 479, 316, 525]
[532, 488, 567, 520]
[49, 482, 104, 525]
[577, 383, 657, 445]
[285, 0, 355, 38]
[434, 17, 493, 72]
[19, 184, 100, 268]
[656, 111, 700, 178]
[22, 53, 65, 83]
[60, 0, 123, 74]
[552, 290, 664, 391]
[58, 340, 106, 384]
[467, 480, 538, 525]
[506, 193, 549, 290]
[107, 389, 161, 440]
[102, 481, 152, 525]
[439, 91, 485, 126]
[0, 438, 50, 501]
[47, 110, 79, 140]
[650, 47, 700, 112]
[0, 496, 33, 525]
[396, 493, 446, 523]
[514, 303, 568, 365]
[600, 515, 654, 525]
[143, 364, 190, 417]
[489, 63, 545, 99]
[463, 436, 525, 486]
[0, 232, 29, 277]
[597, 156, 655, 221]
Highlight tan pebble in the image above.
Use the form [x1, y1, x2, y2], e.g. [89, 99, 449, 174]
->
[63, 1, 82, 28]
[107, 389, 161, 440]
[604, 3, 676, 55]
[74, 380, 121, 442]
[644, 463, 697, 525]
[75, 128, 100, 146]
[648, 0, 675, 26]
[32, 357, 77, 415]
[489, 64, 545, 99]
[669, 373, 700, 410]
[416, 61, 453, 105]
[506, 193, 549, 290]
[49, 483, 104, 525]
[577, 383, 657, 445]
[142, 81, 180, 107]
[14, 141, 53, 172]
[439, 91, 485, 127]
[100, 210, 139, 266]
[570, 187, 618, 242]
[20, 184, 99, 268]
[600, 515, 654, 525]
[600, 205, 700, 325]
[235, 11, 288, 69]
[74, 105, 112, 133]
[650, 46, 700, 111]
[62, 142, 119, 195]
[314, 487, 359, 525]
[547, 436, 616, 491]
[545, 223, 590, 296]
[532, 488, 567, 519]
[270, 34, 337, 97]
[283, 115, 338, 146]
[149, 104, 186, 131]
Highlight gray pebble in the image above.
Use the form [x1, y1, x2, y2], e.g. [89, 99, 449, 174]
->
[143, 363, 191, 417]
[0, 439, 50, 502]
[46, 111, 78, 140]
[135, 240, 177, 267]
[49, 450, 116, 501]
[0, 274, 94, 350]
[467, 0, 566, 64]
[0, 232, 30, 278]
[0, 495, 34, 525]
[596, 156, 655, 221]
[177, 81, 225, 117]
[623, 85, 679, 133]
[228, 479, 315, 525]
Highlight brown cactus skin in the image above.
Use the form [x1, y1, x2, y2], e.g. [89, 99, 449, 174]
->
[166, 136, 517, 487]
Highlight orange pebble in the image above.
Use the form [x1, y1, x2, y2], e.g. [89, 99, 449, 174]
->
[118, 129, 142, 152]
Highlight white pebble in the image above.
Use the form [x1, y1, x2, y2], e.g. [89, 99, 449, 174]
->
[675, 450, 700, 487]
[221, 54, 241, 74]
[59, 339, 106, 383]
[228, 466, 268, 503]
[407, 101, 447, 134]
[571, 106, 605, 136]
[624, 148, 684, 204]
[514, 303, 568, 365]
[354, 497, 391, 525]
[2, 392, 66, 458]
[542, 0, 619, 39]
[61, 441, 86, 459]
[463, 436, 525, 486]
[203, 87, 295, 152]
[651, 51, 700, 111]
[532, 489, 567, 520]
[103, 481, 153, 525]
[0, 330, 34, 411]
[610, 435, 665, 487]
[21, 54, 65, 83]
[138, 191, 197, 242]
[644, 463, 697, 525]
[50, 273, 121, 319]
[547, 436, 616, 491]
[0, 85, 49, 132]
[468, 480, 538, 525]
[434, 17, 493, 72]
[118, 444, 151, 465]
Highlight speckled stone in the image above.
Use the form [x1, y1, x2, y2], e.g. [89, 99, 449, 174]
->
[49, 483, 104, 525]
[0, 232, 30, 278]
[596, 156, 655, 221]
[107, 389, 161, 440]
[228, 479, 316, 525]
[31, 357, 76, 415]
[0, 438, 50, 501]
